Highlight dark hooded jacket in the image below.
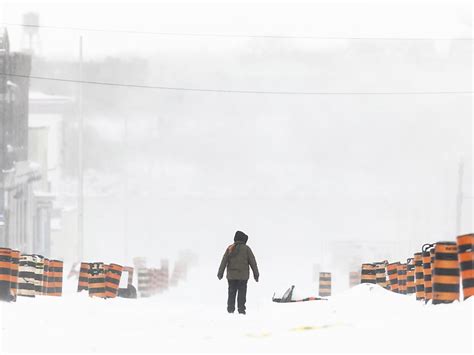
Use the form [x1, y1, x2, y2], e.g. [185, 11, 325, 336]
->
[218, 231, 259, 281]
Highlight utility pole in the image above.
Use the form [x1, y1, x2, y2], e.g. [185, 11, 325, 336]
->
[0, 30, 6, 246]
[455, 160, 464, 236]
[77, 36, 84, 260]
[123, 115, 128, 262]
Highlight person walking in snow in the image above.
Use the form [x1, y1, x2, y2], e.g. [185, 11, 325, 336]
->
[217, 231, 259, 315]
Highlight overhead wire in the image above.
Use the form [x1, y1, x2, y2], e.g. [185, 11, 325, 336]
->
[1, 22, 471, 95]
[1, 72, 472, 95]
[1, 22, 473, 41]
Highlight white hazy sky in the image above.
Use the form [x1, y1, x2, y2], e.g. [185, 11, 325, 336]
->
[1, 0, 472, 58]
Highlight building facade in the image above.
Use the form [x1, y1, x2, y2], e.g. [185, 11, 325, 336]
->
[28, 93, 76, 261]
[0, 28, 53, 255]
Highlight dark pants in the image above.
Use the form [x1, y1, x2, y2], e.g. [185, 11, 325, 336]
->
[227, 280, 248, 313]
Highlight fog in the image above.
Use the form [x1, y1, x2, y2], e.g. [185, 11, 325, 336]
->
[1, 0, 472, 288]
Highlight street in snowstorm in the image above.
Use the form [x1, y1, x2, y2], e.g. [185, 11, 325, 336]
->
[0, 1, 472, 354]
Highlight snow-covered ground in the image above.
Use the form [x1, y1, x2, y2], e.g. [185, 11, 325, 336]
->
[1, 266, 473, 354]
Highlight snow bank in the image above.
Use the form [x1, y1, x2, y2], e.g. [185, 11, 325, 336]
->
[1, 270, 472, 354]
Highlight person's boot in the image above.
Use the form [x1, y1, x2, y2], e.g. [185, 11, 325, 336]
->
[238, 310, 246, 315]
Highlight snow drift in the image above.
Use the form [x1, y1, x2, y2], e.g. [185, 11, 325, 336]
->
[1, 267, 472, 353]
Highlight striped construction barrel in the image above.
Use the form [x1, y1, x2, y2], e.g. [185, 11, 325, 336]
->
[47, 260, 63, 296]
[138, 268, 151, 297]
[387, 262, 400, 293]
[45, 260, 55, 295]
[159, 259, 169, 291]
[33, 255, 45, 295]
[45, 259, 57, 295]
[105, 263, 123, 298]
[456, 234, 473, 300]
[422, 245, 435, 302]
[156, 269, 164, 294]
[406, 258, 416, 294]
[156, 270, 165, 293]
[430, 249, 435, 298]
[18, 254, 36, 297]
[319, 272, 331, 297]
[432, 242, 460, 304]
[151, 268, 159, 295]
[374, 262, 388, 288]
[77, 262, 90, 292]
[89, 262, 106, 298]
[103, 264, 109, 292]
[361, 263, 376, 284]
[349, 271, 359, 288]
[397, 263, 407, 294]
[414, 253, 425, 300]
[41, 259, 50, 295]
[0, 247, 12, 301]
[10, 250, 19, 297]
[148, 268, 156, 296]
[53, 260, 64, 296]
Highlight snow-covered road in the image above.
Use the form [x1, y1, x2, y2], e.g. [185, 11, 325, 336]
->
[1, 268, 472, 353]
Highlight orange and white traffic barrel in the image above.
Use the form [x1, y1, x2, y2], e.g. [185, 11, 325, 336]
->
[10, 250, 19, 298]
[148, 268, 155, 295]
[374, 261, 388, 289]
[319, 272, 331, 297]
[456, 233, 473, 300]
[105, 263, 123, 298]
[414, 252, 425, 300]
[432, 241, 460, 304]
[138, 268, 151, 297]
[397, 263, 408, 294]
[77, 262, 90, 292]
[159, 259, 169, 292]
[361, 263, 376, 284]
[45, 259, 57, 295]
[41, 258, 50, 295]
[0, 247, 12, 301]
[406, 258, 416, 294]
[387, 262, 400, 293]
[88, 262, 106, 298]
[18, 254, 36, 297]
[422, 244, 435, 302]
[49, 260, 63, 296]
[33, 255, 45, 295]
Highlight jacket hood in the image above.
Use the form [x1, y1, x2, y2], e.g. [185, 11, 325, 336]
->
[234, 230, 248, 243]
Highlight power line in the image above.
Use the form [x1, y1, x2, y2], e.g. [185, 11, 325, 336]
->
[2, 22, 473, 41]
[2, 72, 473, 95]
